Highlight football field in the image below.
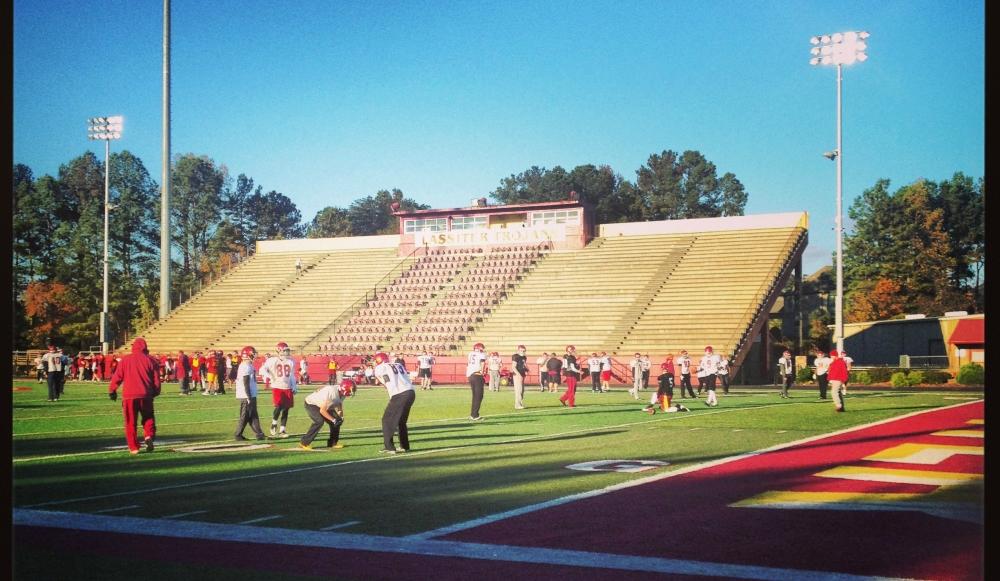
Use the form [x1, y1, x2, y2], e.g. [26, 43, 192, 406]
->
[12, 380, 984, 580]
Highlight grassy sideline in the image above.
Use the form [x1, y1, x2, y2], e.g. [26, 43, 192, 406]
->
[13, 379, 981, 538]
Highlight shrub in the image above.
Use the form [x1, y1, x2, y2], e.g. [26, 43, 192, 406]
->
[867, 367, 898, 383]
[922, 370, 952, 384]
[796, 367, 815, 383]
[890, 371, 913, 388]
[906, 371, 926, 385]
[850, 370, 873, 385]
[956, 363, 985, 386]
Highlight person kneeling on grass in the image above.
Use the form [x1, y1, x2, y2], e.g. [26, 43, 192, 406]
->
[643, 371, 689, 413]
[299, 378, 354, 451]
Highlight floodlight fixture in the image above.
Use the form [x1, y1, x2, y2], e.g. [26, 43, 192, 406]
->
[808, 30, 869, 67]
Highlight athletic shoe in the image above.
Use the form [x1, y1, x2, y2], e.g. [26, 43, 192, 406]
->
[144, 438, 154, 452]
[329, 443, 345, 449]
[560, 400, 567, 406]
[298, 443, 314, 451]
[395, 447, 409, 453]
[278, 432, 290, 439]
[379, 449, 397, 455]
[269, 425, 277, 436]
[469, 416, 484, 421]
[234, 435, 248, 441]
[255, 434, 266, 440]
[129, 449, 140, 455]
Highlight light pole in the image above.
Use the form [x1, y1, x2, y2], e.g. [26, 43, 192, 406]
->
[87, 115, 124, 355]
[809, 31, 869, 354]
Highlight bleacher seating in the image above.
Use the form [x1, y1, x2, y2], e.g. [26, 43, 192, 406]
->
[131, 218, 805, 373]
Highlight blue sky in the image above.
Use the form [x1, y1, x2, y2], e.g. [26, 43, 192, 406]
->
[14, 0, 984, 274]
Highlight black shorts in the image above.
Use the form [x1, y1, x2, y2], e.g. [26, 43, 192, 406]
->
[418, 368, 432, 378]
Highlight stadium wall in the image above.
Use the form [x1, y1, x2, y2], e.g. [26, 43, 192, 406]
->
[255, 234, 399, 253]
[598, 212, 808, 237]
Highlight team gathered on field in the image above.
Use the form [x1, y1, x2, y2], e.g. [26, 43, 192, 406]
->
[37, 338, 853, 456]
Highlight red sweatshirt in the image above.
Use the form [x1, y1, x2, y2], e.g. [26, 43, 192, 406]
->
[828, 357, 849, 383]
[109, 338, 162, 399]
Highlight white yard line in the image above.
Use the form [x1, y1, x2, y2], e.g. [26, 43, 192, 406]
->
[161, 510, 209, 520]
[238, 514, 284, 525]
[13, 509, 919, 581]
[320, 520, 361, 531]
[93, 504, 140, 514]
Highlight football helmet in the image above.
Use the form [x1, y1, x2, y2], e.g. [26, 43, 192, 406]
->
[276, 341, 291, 356]
[517, 344, 526, 351]
[566, 345, 576, 352]
[473, 342, 485, 351]
[373, 352, 390, 365]
[240, 346, 257, 360]
[339, 378, 356, 397]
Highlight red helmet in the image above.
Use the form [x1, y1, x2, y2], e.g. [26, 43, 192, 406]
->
[276, 341, 290, 355]
[705, 345, 713, 352]
[473, 342, 485, 351]
[339, 378, 356, 397]
[566, 345, 576, 352]
[241, 346, 257, 360]
[373, 352, 390, 365]
[517, 345, 526, 351]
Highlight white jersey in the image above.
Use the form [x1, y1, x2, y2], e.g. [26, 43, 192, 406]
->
[261, 356, 297, 391]
[488, 355, 502, 371]
[677, 356, 691, 374]
[235, 361, 259, 399]
[418, 354, 435, 369]
[717, 358, 730, 375]
[466, 351, 487, 378]
[587, 357, 600, 372]
[600, 356, 612, 371]
[375, 361, 414, 396]
[778, 357, 795, 376]
[305, 384, 343, 409]
[814, 356, 831, 376]
[700, 353, 721, 375]
[42, 352, 64, 372]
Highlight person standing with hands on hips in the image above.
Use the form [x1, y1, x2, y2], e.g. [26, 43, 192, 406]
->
[108, 337, 161, 455]
[234, 345, 266, 441]
[511, 345, 528, 410]
[777, 350, 795, 398]
[813, 349, 831, 400]
[373, 352, 415, 454]
[466, 342, 488, 421]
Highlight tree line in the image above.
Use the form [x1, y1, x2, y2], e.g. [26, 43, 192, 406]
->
[11, 148, 981, 352]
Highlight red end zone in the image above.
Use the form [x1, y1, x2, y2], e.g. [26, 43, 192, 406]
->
[444, 401, 984, 580]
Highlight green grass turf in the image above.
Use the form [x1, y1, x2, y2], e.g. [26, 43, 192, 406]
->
[13, 380, 980, 537]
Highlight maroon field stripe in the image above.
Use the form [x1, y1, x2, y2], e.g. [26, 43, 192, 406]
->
[445, 402, 984, 581]
[13, 525, 719, 581]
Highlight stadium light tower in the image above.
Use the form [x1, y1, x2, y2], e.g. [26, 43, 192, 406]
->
[809, 30, 869, 354]
[88, 115, 124, 355]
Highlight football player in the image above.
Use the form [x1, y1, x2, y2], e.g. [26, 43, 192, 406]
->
[261, 341, 298, 437]
[465, 342, 487, 420]
[234, 346, 266, 441]
[299, 378, 354, 451]
[373, 352, 415, 454]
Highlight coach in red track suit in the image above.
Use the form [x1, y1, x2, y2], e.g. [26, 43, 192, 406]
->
[108, 337, 161, 455]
